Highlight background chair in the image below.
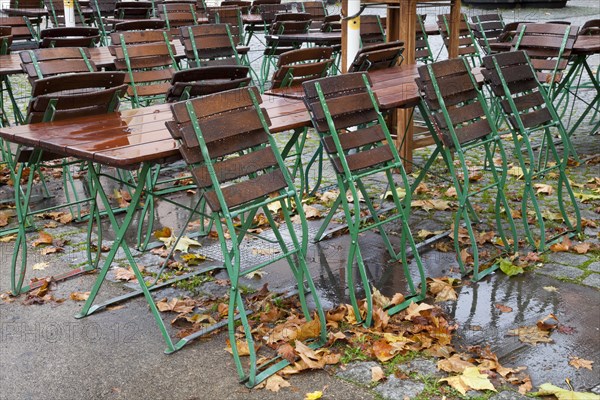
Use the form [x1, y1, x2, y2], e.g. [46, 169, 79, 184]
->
[347, 40, 404, 72]
[39, 26, 100, 47]
[165, 65, 251, 101]
[109, 29, 178, 107]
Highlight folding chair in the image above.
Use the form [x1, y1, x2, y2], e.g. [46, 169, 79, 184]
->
[44, 0, 91, 26]
[437, 13, 481, 67]
[482, 51, 581, 251]
[10, 71, 128, 295]
[179, 23, 243, 67]
[360, 15, 385, 46]
[157, 2, 197, 37]
[113, 19, 166, 32]
[261, 14, 311, 90]
[301, 1, 327, 29]
[39, 26, 100, 47]
[303, 73, 427, 326]
[415, 14, 434, 63]
[470, 13, 505, 55]
[0, 26, 24, 126]
[511, 23, 578, 101]
[0, 15, 38, 50]
[206, 6, 246, 45]
[165, 86, 327, 387]
[270, 47, 334, 194]
[109, 29, 178, 107]
[415, 58, 518, 281]
[347, 40, 404, 72]
[244, 0, 284, 45]
[165, 65, 251, 102]
[114, 1, 153, 20]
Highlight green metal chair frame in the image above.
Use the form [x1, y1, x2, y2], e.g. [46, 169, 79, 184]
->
[470, 13, 506, 55]
[415, 58, 518, 281]
[482, 50, 581, 251]
[302, 73, 427, 327]
[437, 13, 481, 67]
[109, 29, 179, 108]
[166, 86, 327, 387]
[158, 2, 198, 37]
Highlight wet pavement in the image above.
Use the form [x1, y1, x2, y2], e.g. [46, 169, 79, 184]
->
[1, 0, 600, 399]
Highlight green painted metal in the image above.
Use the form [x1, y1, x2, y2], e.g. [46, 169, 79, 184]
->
[309, 74, 427, 326]
[417, 58, 518, 281]
[171, 88, 327, 387]
[487, 53, 581, 251]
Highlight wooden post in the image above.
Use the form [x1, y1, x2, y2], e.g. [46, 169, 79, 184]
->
[393, 0, 417, 171]
[449, 0, 461, 58]
[341, 0, 348, 73]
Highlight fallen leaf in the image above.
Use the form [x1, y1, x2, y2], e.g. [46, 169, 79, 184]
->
[537, 314, 559, 331]
[412, 199, 452, 211]
[371, 366, 385, 382]
[32, 231, 53, 247]
[263, 375, 290, 392]
[0, 212, 9, 227]
[437, 354, 475, 374]
[244, 270, 266, 279]
[534, 183, 554, 195]
[507, 166, 524, 179]
[181, 253, 206, 265]
[153, 227, 172, 239]
[495, 304, 513, 313]
[535, 383, 600, 400]
[277, 343, 296, 363]
[428, 278, 458, 302]
[574, 192, 600, 203]
[303, 204, 322, 219]
[404, 302, 434, 321]
[445, 186, 458, 198]
[550, 236, 572, 252]
[507, 325, 553, 345]
[304, 391, 323, 400]
[296, 318, 321, 341]
[572, 243, 591, 254]
[499, 258, 524, 277]
[156, 297, 196, 314]
[251, 248, 281, 256]
[569, 356, 593, 370]
[113, 267, 136, 281]
[32, 262, 49, 271]
[439, 367, 496, 395]
[372, 338, 398, 362]
[543, 286, 558, 292]
[382, 186, 407, 200]
[69, 291, 90, 301]
[0, 234, 17, 243]
[40, 246, 63, 255]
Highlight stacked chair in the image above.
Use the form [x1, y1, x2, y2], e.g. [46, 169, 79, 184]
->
[303, 73, 427, 326]
[416, 58, 518, 281]
[347, 40, 404, 72]
[470, 13, 506, 55]
[39, 26, 100, 47]
[437, 13, 481, 67]
[166, 86, 327, 387]
[481, 51, 581, 251]
[109, 29, 179, 107]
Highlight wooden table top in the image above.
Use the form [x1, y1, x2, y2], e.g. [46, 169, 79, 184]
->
[489, 34, 600, 55]
[0, 94, 311, 169]
[0, 7, 48, 17]
[0, 65, 426, 169]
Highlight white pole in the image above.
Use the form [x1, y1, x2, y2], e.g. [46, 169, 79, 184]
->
[64, 0, 75, 27]
[345, 0, 360, 71]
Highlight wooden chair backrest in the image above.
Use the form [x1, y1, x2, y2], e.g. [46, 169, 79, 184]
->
[166, 65, 250, 101]
[271, 46, 333, 87]
[180, 23, 239, 66]
[20, 47, 97, 80]
[348, 40, 403, 72]
[39, 27, 100, 48]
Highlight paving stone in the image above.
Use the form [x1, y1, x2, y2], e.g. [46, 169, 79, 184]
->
[373, 376, 425, 400]
[336, 361, 380, 386]
[489, 391, 529, 400]
[546, 252, 590, 267]
[536, 264, 585, 280]
[588, 261, 600, 273]
[582, 273, 600, 289]
[398, 358, 444, 377]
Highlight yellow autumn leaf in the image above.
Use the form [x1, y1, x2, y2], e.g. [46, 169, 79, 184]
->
[440, 367, 496, 395]
[304, 391, 323, 400]
[536, 383, 600, 400]
[381, 186, 406, 200]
